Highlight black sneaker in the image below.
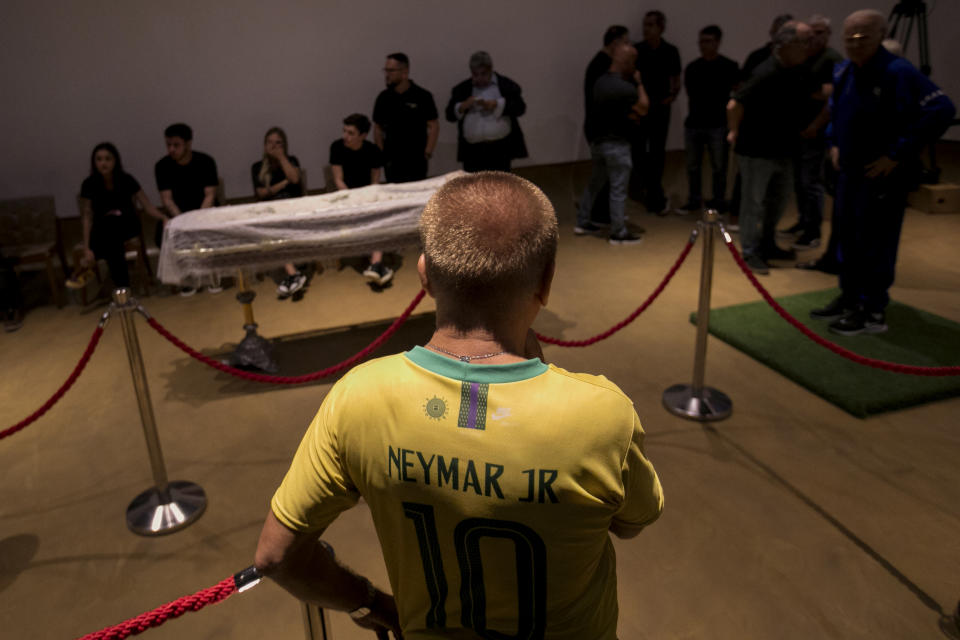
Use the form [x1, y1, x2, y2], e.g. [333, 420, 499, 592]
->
[792, 232, 822, 250]
[763, 245, 797, 262]
[829, 310, 887, 336]
[777, 222, 804, 238]
[744, 254, 770, 275]
[574, 222, 604, 236]
[277, 272, 306, 297]
[608, 230, 644, 245]
[810, 295, 850, 320]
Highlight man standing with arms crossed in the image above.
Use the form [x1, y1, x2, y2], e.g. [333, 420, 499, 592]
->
[254, 172, 663, 638]
[374, 53, 439, 184]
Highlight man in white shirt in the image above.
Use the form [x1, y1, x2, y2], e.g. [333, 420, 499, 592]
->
[445, 51, 528, 172]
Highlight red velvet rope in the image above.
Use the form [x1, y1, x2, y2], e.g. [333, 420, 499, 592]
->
[1, 326, 105, 440]
[536, 237, 696, 347]
[721, 236, 960, 376]
[146, 289, 426, 384]
[77, 576, 236, 640]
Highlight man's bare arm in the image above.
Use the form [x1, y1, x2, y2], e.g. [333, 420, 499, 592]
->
[331, 165, 348, 191]
[159, 190, 181, 217]
[201, 185, 216, 208]
[254, 510, 401, 634]
[425, 120, 439, 158]
[726, 99, 744, 144]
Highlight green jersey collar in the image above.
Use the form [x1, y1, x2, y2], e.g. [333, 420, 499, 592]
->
[405, 346, 548, 383]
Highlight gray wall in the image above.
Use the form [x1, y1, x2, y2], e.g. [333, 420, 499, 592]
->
[1, 0, 956, 217]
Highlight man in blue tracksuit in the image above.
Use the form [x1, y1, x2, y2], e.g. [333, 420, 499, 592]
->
[812, 9, 955, 336]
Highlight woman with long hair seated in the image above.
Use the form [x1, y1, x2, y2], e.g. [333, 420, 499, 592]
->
[251, 127, 307, 298]
[77, 142, 165, 289]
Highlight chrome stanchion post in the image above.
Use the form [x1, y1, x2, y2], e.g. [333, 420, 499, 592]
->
[301, 602, 332, 640]
[663, 210, 733, 421]
[113, 288, 207, 535]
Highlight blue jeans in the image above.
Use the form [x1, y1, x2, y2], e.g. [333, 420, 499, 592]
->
[578, 140, 632, 236]
[684, 126, 728, 207]
[737, 155, 792, 258]
[793, 137, 826, 235]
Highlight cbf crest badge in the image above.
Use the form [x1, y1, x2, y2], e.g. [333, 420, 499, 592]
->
[423, 396, 449, 420]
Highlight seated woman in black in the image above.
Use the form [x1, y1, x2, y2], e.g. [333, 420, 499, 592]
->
[251, 127, 306, 298]
[78, 142, 165, 288]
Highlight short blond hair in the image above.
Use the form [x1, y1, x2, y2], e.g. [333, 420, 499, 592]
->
[420, 172, 558, 302]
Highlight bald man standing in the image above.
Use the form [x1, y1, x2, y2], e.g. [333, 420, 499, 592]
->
[811, 9, 955, 335]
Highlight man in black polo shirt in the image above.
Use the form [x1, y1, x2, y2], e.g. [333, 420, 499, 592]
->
[155, 122, 220, 294]
[373, 53, 439, 183]
[632, 10, 681, 215]
[727, 22, 813, 274]
[678, 25, 739, 214]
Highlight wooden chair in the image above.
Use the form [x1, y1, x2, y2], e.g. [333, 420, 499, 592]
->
[0, 196, 65, 308]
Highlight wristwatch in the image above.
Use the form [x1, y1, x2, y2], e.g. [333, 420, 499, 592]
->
[348, 578, 378, 620]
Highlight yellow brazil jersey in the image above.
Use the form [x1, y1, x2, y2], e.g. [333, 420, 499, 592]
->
[272, 346, 663, 640]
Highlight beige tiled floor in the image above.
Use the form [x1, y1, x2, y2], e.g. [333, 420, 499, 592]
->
[2, 155, 959, 639]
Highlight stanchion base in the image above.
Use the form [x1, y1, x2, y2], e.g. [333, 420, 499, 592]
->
[663, 384, 732, 422]
[937, 600, 960, 639]
[225, 324, 278, 373]
[126, 481, 207, 536]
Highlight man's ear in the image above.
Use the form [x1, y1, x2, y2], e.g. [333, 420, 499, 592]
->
[536, 260, 555, 307]
[417, 254, 434, 297]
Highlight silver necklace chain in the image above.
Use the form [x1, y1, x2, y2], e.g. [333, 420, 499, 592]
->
[425, 343, 508, 363]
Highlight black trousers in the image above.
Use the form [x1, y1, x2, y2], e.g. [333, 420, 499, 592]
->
[385, 156, 428, 183]
[630, 105, 671, 208]
[462, 138, 512, 173]
[836, 169, 908, 312]
[90, 213, 141, 288]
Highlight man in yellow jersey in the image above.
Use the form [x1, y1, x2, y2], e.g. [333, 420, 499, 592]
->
[254, 172, 664, 639]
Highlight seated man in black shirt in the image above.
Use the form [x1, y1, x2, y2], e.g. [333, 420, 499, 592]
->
[155, 122, 220, 295]
[329, 113, 393, 286]
[678, 25, 739, 214]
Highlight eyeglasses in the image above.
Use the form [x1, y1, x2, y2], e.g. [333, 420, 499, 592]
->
[383, 67, 403, 73]
[844, 33, 874, 45]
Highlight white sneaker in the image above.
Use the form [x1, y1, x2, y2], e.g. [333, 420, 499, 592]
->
[364, 262, 394, 285]
[206, 284, 223, 294]
[179, 286, 197, 297]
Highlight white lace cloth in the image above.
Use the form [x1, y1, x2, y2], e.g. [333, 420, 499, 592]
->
[157, 172, 462, 284]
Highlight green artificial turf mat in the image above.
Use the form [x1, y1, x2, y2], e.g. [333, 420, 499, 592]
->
[694, 289, 960, 417]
